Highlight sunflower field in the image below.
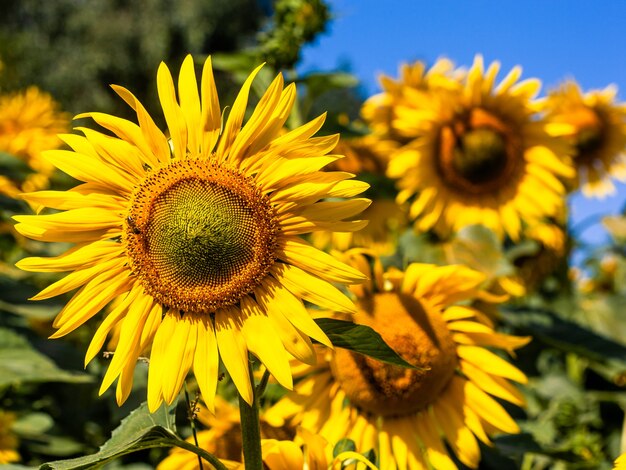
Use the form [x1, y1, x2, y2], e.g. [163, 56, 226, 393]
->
[1, 1, 626, 469]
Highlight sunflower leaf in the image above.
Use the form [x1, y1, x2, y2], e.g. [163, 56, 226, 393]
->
[333, 438, 356, 458]
[314, 318, 422, 369]
[501, 307, 626, 367]
[39, 401, 225, 470]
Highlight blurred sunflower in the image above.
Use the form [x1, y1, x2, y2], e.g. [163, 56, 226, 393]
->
[158, 397, 294, 469]
[543, 81, 626, 198]
[160, 404, 374, 470]
[361, 58, 462, 141]
[0, 410, 19, 464]
[267, 253, 530, 469]
[385, 55, 573, 240]
[615, 453, 626, 469]
[514, 222, 568, 291]
[14, 55, 369, 412]
[0, 87, 68, 197]
[313, 135, 407, 255]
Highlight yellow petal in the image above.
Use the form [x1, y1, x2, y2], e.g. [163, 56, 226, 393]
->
[193, 317, 219, 412]
[16, 241, 120, 273]
[178, 55, 202, 156]
[240, 296, 292, 390]
[255, 278, 331, 348]
[272, 262, 356, 314]
[456, 346, 527, 384]
[215, 307, 253, 404]
[157, 61, 187, 160]
[278, 237, 367, 284]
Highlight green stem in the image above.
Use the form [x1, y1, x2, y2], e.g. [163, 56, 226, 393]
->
[167, 438, 229, 470]
[184, 382, 203, 470]
[238, 358, 264, 470]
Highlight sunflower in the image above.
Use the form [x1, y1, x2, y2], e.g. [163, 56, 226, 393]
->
[14, 55, 369, 412]
[158, 397, 295, 469]
[312, 135, 407, 255]
[266, 253, 530, 469]
[615, 453, 626, 469]
[162, 424, 377, 470]
[543, 81, 626, 198]
[361, 58, 462, 142]
[0, 410, 19, 464]
[0, 87, 69, 197]
[383, 55, 573, 240]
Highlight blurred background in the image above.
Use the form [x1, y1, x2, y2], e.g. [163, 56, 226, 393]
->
[2, 1, 626, 469]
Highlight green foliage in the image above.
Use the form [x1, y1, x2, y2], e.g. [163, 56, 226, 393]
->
[258, 0, 331, 70]
[315, 318, 421, 369]
[501, 307, 626, 372]
[0, 0, 268, 115]
[0, 328, 91, 388]
[40, 402, 180, 470]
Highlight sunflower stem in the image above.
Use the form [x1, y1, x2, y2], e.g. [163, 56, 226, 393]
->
[239, 358, 264, 470]
[184, 382, 203, 470]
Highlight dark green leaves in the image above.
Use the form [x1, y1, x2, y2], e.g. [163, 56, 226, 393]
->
[501, 307, 626, 366]
[40, 401, 228, 470]
[40, 402, 177, 470]
[315, 318, 421, 369]
[0, 328, 91, 388]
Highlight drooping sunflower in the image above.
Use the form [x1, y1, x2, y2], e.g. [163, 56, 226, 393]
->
[266, 252, 530, 469]
[0, 87, 69, 197]
[543, 80, 626, 198]
[14, 55, 369, 411]
[383, 55, 574, 240]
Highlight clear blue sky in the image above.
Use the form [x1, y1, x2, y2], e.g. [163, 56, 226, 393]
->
[299, 0, 626, 253]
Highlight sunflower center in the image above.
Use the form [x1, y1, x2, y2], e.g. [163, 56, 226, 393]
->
[330, 292, 457, 417]
[576, 126, 604, 159]
[437, 108, 521, 194]
[125, 159, 279, 313]
[564, 107, 605, 162]
[453, 128, 508, 183]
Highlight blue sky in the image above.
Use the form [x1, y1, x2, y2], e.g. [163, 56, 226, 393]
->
[299, 0, 626, 253]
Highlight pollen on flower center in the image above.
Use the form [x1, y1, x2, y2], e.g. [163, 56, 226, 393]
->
[125, 159, 279, 313]
[330, 292, 457, 417]
[437, 108, 521, 194]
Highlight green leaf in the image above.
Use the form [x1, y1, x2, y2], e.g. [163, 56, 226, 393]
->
[314, 318, 421, 369]
[333, 438, 356, 458]
[12, 412, 54, 437]
[40, 402, 177, 470]
[501, 307, 626, 367]
[0, 150, 32, 181]
[493, 433, 578, 460]
[0, 328, 91, 388]
[40, 401, 229, 470]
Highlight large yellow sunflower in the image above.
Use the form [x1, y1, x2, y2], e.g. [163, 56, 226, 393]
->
[266, 253, 530, 469]
[14, 55, 369, 411]
[543, 81, 626, 198]
[384, 56, 573, 240]
[0, 87, 69, 197]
